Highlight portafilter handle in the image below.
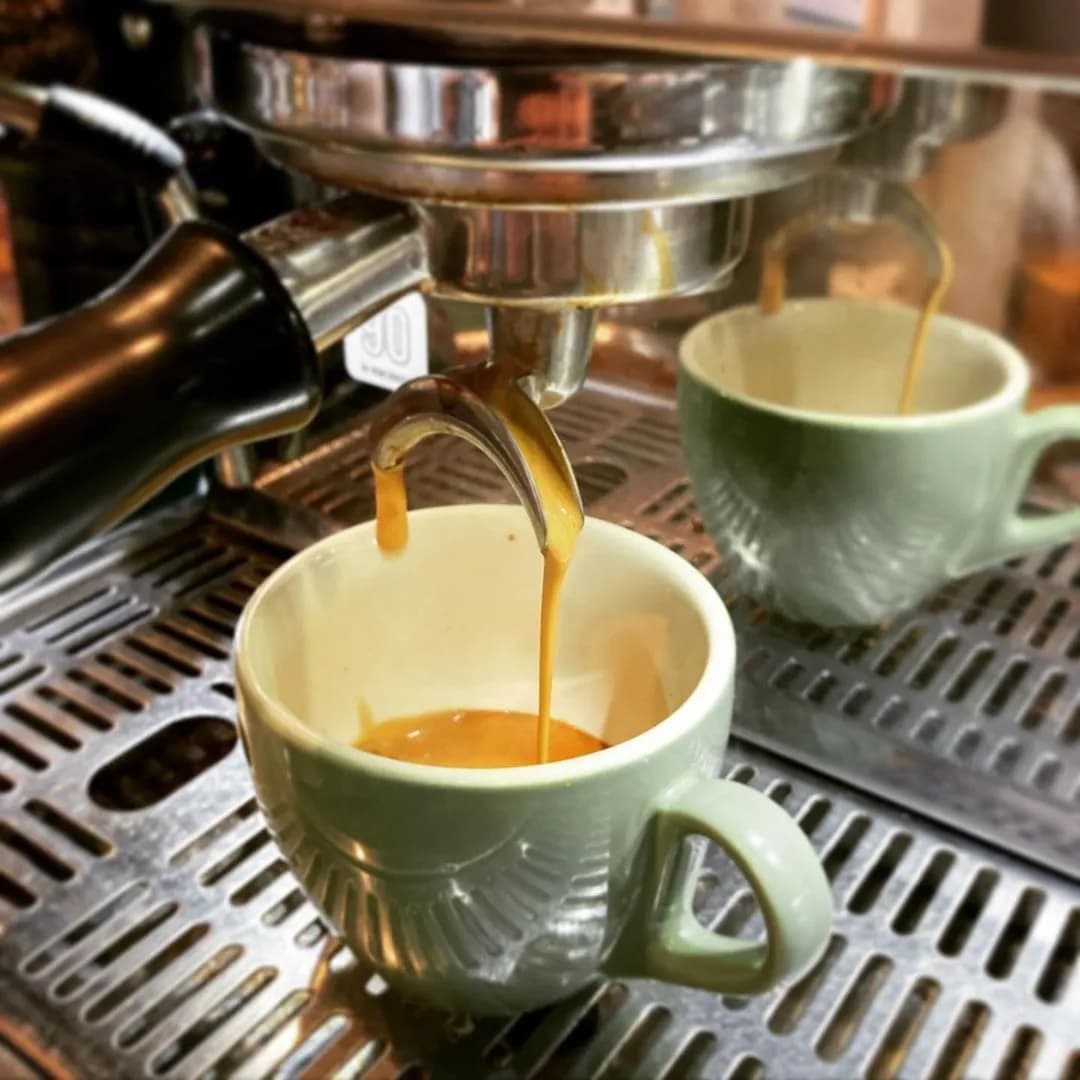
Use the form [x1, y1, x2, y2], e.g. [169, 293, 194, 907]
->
[0, 195, 431, 592]
[0, 222, 318, 590]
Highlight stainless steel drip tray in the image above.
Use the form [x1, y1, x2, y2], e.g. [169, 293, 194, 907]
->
[0, 381, 1078, 1077]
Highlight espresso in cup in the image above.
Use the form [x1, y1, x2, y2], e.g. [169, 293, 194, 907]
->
[679, 298, 1080, 626]
[235, 505, 832, 1014]
[354, 708, 606, 766]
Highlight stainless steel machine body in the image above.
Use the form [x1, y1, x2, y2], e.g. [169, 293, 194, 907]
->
[204, 32, 889, 404]
[4, 1, 1080, 1076]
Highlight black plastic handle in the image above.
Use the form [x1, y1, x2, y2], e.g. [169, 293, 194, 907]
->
[0, 220, 320, 590]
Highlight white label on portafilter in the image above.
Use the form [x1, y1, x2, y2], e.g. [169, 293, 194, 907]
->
[344, 293, 428, 391]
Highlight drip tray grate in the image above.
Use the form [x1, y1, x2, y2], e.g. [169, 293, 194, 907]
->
[0, 382, 1078, 1076]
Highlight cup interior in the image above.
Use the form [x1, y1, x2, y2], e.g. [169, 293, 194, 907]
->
[239, 505, 721, 753]
[680, 298, 1027, 419]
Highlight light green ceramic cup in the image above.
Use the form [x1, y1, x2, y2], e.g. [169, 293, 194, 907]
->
[235, 504, 831, 1015]
[679, 298, 1080, 627]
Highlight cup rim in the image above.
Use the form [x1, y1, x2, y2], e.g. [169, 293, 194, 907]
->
[235, 504, 734, 790]
[679, 298, 1030, 430]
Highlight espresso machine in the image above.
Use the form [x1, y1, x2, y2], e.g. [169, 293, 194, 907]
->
[2, 3, 1080, 1076]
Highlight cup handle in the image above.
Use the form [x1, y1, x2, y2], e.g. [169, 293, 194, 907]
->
[963, 405, 1080, 569]
[642, 778, 832, 995]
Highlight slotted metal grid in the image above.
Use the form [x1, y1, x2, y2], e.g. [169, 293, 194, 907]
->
[0, 383, 1078, 1077]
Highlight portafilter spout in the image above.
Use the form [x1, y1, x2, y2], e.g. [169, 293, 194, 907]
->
[368, 365, 583, 552]
[486, 308, 599, 410]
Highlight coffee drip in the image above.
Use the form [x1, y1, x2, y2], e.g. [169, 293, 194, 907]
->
[372, 364, 586, 768]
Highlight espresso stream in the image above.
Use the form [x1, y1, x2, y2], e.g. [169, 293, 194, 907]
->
[759, 213, 954, 415]
[369, 366, 590, 767]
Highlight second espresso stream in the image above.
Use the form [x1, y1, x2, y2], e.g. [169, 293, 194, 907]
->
[758, 188, 953, 416]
